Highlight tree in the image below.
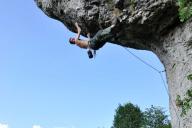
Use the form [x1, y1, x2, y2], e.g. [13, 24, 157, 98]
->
[143, 106, 171, 128]
[112, 104, 171, 128]
[113, 103, 144, 128]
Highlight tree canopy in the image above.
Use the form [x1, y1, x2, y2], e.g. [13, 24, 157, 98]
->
[112, 103, 171, 128]
[113, 103, 143, 128]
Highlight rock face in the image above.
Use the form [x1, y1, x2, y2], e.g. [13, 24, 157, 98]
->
[35, 0, 192, 127]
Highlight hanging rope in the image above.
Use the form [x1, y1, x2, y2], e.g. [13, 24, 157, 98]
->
[123, 47, 181, 128]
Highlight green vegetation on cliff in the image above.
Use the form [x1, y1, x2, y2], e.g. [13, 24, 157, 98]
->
[178, 0, 192, 22]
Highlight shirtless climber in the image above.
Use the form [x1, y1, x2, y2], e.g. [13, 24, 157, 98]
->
[69, 22, 117, 58]
[68, 0, 127, 59]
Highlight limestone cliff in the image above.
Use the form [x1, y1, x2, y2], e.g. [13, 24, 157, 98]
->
[35, 0, 192, 127]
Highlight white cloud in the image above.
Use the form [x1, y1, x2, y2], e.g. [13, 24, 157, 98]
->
[32, 125, 42, 128]
[0, 123, 8, 128]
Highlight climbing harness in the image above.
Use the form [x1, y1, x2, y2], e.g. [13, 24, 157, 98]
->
[123, 47, 181, 128]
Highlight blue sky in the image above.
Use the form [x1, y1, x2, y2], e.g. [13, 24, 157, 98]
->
[0, 0, 169, 128]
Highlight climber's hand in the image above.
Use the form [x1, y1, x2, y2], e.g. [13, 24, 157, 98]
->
[87, 33, 91, 39]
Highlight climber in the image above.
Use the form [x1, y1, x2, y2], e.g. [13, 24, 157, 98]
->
[69, 22, 117, 58]
[69, 22, 116, 49]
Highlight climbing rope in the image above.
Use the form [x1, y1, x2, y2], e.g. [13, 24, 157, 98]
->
[123, 47, 181, 128]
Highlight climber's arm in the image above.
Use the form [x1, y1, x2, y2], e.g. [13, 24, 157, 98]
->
[73, 22, 89, 49]
[75, 22, 81, 40]
[72, 22, 88, 49]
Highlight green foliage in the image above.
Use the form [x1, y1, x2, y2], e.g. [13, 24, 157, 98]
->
[161, 123, 172, 128]
[143, 106, 171, 128]
[176, 88, 192, 116]
[176, 95, 183, 106]
[177, 0, 192, 22]
[172, 63, 176, 69]
[112, 103, 171, 128]
[130, 0, 136, 11]
[105, 0, 115, 9]
[187, 74, 192, 80]
[113, 103, 144, 128]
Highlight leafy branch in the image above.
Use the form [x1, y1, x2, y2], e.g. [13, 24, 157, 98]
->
[176, 92, 192, 116]
[177, 0, 192, 22]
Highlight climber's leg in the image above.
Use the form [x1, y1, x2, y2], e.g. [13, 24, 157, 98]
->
[89, 25, 115, 50]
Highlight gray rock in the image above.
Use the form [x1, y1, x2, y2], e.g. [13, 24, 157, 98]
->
[114, 0, 124, 10]
[34, 0, 192, 127]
